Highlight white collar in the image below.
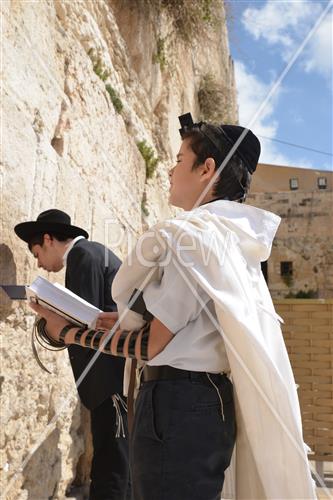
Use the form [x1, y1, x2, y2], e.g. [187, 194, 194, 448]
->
[62, 235, 86, 266]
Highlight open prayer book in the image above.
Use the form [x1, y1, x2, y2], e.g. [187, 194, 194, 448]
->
[26, 276, 101, 328]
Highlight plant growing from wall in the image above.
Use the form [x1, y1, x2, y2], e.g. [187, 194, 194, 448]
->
[88, 49, 110, 82]
[161, 0, 220, 42]
[141, 0, 221, 42]
[198, 73, 233, 124]
[141, 197, 149, 217]
[285, 289, 319, 299]
[94, 60, 110, 81]
[153, 37, 167, 71]
[137, 140, 159, 179]
[105, 84, 123, 114]
[88, 49, 123, 114]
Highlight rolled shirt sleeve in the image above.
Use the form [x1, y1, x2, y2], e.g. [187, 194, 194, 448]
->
[142, 259, 210, 334]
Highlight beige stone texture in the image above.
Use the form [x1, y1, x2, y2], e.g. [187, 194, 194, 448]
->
[251, 162, 333, 193]
[247, 164, 333, 299]
[1, 0, 237, 497]
[275, 301, 333, 461]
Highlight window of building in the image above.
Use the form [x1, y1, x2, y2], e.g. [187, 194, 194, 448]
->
[280, 261, 293, 276]
[318, 177, 327, 189]
[289, 178, 298, 190]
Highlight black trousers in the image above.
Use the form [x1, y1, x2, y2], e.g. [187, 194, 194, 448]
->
[130, 373, 236, 500]
[89, 396, 131, 500]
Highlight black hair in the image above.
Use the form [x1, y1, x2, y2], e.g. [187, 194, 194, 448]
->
[28, 232, 71, 252]
[182, 125, 251, 202]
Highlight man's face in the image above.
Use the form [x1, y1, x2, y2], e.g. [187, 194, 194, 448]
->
[169, 138, 215, 210]
[31, 235, 64, 273]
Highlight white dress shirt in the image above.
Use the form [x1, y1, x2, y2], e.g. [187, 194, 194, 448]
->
[143, 256, 230, 373]
[62, 235, 86, 266]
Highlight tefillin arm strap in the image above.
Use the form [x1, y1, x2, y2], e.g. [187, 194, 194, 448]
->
[32, 317, 73, 374]
[67, 287, 154, 361]
[68, 322, 151, 361]
[34, 318, 152, 365]
[33, 288, 154, 370]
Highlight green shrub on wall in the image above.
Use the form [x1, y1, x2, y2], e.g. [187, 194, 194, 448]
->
[161, 0, 220, 41]
[105, 85, 123, 114]
[285, 289, 319, 299]
[153, 37, 167, 70]
[137, 140, 159, 179]
[142, 0, 221, 42]
[198, 73, 234, 124]
[141, 198, 149, 217]
[88, 49, 110, 82]
[88, 49, 123, 114]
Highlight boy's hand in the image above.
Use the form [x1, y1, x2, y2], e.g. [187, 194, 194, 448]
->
[96, 312, 119, 330]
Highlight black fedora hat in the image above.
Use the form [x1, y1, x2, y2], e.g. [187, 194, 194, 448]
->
[14, 209, 89, 243]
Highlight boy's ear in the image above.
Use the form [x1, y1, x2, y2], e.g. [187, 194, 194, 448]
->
[201, 157, 216, 179]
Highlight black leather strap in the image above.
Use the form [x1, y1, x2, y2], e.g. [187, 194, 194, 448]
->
[74, 327, 86, 344]
[83, 330, 95, 348]
[92, 330, 105, 350]
[140, 323, 150, 361]
[128, 289, 154, 322]
[116, 330, 129, 356]
[59, 324, 75, 344]
[103, 338, 112, 354]
[127, 330, 140, 358]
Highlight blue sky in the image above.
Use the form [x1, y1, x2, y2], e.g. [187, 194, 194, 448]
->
[226, 0, 332, 170]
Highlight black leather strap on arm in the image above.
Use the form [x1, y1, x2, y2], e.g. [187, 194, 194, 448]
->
[128, 289, 154, 322]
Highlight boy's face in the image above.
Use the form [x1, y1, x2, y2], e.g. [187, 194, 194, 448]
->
[31, 235, 64, 273]
[169, 138, 215, 210]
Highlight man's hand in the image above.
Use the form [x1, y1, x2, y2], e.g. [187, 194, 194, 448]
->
[96, 312, 119, 330]
[29, 302, 73, 342]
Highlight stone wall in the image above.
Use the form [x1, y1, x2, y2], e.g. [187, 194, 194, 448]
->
[0, 0, 237, 498]
[275, 299, 333, 461]
[246, 189, 333, 299]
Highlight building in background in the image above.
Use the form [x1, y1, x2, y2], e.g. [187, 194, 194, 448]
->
[247, 164, 333, 299]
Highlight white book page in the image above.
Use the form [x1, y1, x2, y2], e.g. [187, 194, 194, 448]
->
[53, 282, 101, 310]
[26, 276, 102, 327]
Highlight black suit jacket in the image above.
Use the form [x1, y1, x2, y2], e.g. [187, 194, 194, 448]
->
[65, 238, 125, 410]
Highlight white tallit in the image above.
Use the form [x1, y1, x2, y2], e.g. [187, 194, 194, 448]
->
[112, 200, 316, 499]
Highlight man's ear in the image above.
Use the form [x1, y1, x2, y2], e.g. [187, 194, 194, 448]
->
[200, 157, 216, 181]
[43, 233, 52, 247]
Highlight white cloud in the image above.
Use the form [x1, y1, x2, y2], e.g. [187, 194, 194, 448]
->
[241, 1, 331, 80]
[234, 60, 315, 168]
[304, 11, 333, 79]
